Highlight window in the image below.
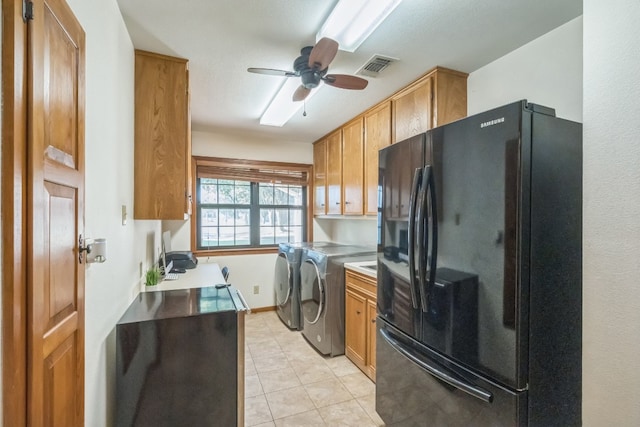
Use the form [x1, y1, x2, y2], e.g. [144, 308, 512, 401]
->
[193, 157, 312, 253]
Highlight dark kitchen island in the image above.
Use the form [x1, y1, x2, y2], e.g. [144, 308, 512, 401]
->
[115, 285, 248, 427]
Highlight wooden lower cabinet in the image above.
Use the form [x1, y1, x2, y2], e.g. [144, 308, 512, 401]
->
[345, 270, 377, 382]
[367, 299, 377, 379]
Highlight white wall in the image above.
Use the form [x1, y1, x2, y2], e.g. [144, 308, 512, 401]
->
[468, 17, 583, 122]
[163, 131, 313, 308]
[191, 130, 313, 163]
[66, 1, 161, 426]
[583, 1, 640, 425]
[313, 217, 378, 246]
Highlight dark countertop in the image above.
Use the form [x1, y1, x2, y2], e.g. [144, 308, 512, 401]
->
[117, 286, 239, 325]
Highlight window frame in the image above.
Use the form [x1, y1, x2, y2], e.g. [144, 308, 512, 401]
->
[191, 156, 314, 256]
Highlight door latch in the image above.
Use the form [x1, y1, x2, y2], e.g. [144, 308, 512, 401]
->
[79, 234, 91, 264]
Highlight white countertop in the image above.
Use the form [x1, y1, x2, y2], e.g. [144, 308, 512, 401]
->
[142, 262, 226, 292]
[344, 260, 378, 279]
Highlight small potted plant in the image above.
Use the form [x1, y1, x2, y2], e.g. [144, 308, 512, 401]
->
[145, 266, 160, 286]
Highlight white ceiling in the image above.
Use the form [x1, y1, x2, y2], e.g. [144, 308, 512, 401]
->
[116, 0, 582, 143]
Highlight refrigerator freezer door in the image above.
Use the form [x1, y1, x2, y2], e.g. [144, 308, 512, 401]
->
[376, 320, 526, 427]
[424, 102, 527, 389]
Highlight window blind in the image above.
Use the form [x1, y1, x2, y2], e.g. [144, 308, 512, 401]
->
[194, 156, 310, 185]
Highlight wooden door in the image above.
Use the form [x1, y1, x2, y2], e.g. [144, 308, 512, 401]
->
[364, 102, 391, 215]
[28, 0, 86, 425]
[342, 117, 364, 215]
[326, 130, 342, 215]
[345, 288, 367, 368]
[313, 140, 327, 215]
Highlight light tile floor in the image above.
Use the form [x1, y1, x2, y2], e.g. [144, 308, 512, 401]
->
[244, 311, 385, 427]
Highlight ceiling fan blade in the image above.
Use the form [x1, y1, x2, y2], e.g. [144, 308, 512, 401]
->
[323, 74, 369, 90]
[292, 85, 311, 102]
[247, 67, 296, 77]
[308, 37, 338, 70]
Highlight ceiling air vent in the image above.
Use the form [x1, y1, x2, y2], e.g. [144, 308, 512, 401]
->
[356, 55, 398, 78]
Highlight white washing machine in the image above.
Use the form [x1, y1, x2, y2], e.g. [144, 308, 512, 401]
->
[300, 246, 376, 356]
[274, 242, 345, 330]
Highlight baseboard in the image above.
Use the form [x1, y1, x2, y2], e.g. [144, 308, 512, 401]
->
[249, 305, 276, 313]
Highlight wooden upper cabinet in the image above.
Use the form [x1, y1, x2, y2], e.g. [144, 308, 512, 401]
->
[342, 117, 364, 215]
[432, 67, 468, 128]
[134, 50, 191, 220]
[392, 67, 467, 143]
[364, 102, 391, 215]
[311, 66, 466, 217]
[392, 77, 433, 143]
[326, 130, 343, 215]
[313, 140, 327, 215]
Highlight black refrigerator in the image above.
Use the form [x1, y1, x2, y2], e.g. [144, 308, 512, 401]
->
[375, 100, 582, 426]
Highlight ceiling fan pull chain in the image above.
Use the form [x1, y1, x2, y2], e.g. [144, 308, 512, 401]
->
[303, 100, 307, 117]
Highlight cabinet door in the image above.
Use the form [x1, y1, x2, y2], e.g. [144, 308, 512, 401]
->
[432, 69, 468, 127]
[364, 102, 391, 215]
[345, 288, 367, 368]
[342, 117, 364, 215]
[392, 77, 433, 143]
[313, 140, 327, 215]
[367, 299, 377, 379]
[134, 51, 190, 219]
[185, 69, 192, 216]
[326, 130, 342, 214]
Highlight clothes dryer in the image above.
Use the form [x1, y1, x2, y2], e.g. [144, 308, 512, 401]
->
[300, 246, 376, 356]
[274, 242, 345, 330]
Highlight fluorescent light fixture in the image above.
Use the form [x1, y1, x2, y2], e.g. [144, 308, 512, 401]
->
[260, 78, 321, 127]
[317, 0, 403, 52]
[260, 0, 401, 127]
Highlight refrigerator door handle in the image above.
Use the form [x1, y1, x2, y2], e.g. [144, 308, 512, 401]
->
[417, 166, 430, 312]
[426, 165, 438, 296]
[408, 167, 422, 310]
[380, 327, 494, 403]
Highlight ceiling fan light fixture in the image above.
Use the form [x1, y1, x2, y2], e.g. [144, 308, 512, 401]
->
[260, 78, 322, 127]
[317, 0, 403, 53]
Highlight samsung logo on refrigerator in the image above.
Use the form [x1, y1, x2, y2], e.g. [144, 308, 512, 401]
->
[480, 117, 505, 128]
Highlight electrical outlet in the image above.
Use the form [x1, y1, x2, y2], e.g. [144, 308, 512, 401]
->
[253, 285, 260, 295]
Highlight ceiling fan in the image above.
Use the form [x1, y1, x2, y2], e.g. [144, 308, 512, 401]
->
[247, 37, 369, 102]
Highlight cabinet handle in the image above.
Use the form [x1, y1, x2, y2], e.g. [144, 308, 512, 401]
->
[371, 318, 376, 324]
[345, 201, 351, 205]
[335, 202, 340, 205]
[321, 203, 325, 206]
[356, 310, 361, 315]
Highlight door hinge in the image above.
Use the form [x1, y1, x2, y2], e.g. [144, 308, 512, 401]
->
[23, 0, 34, 21]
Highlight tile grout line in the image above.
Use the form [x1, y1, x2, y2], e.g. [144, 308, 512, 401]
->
[245, 312, 382, 426]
